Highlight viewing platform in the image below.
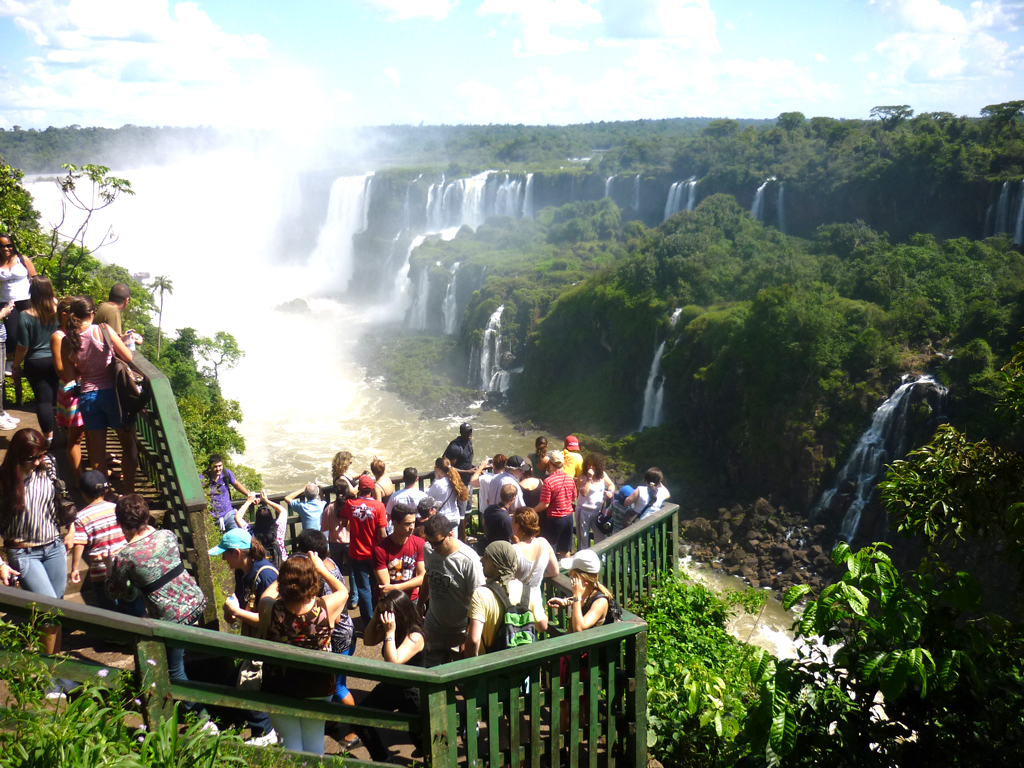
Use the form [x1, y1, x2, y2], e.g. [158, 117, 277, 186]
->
[0, 351, 676, 768]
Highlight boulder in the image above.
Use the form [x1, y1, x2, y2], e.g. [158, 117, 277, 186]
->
[685, 517, 715, 543]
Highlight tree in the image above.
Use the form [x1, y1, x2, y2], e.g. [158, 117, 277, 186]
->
[981, 100, 1024, 135]
[870, 105, 914, 130]
[193, 331, 244, 381]
[777, 112, 806, 132]
[149, 275, 173, 359]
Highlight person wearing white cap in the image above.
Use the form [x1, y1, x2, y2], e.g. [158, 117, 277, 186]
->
[547, 550, 617, 633]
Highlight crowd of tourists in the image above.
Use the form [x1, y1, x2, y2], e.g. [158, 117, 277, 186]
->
[0, 330, 672, 760]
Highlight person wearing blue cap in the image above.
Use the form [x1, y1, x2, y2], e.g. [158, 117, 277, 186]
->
[610, 485, 635, 535]
[210, 527, 280, 746]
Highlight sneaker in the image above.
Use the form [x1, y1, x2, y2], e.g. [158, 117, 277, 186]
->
[45, 690, 67, 701]
[244, 729, 278, 747]
[0, 411, 19, 424]
[200, 720, 220, 735]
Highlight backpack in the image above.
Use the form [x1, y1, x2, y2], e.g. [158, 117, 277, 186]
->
[595, 499, 614, 535]
[485, 583, 538, 652]
[99, 324, 152, 420]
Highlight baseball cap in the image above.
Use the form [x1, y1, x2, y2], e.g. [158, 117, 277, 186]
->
[417, 496, 438, 519]
[506, 455, 526, 469]
[358, 474, 376, 491]
[79, 469, 109, 496]
[209, 528, 252, 556]
[560, 549, 601, 575]
[616, 485, 635, 502]
[565, 435, 579, 450]
[460, 422, 473, 437]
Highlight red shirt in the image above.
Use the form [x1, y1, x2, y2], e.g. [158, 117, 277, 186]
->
[540, 470, 576, 518]
[372, 535, 426, 601]
[340, 496, 387, 560]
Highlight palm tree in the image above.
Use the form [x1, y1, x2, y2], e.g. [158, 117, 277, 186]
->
[149, 275, 173, 358]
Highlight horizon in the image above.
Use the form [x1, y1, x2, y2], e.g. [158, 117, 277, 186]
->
[1, 0, 1020, 132]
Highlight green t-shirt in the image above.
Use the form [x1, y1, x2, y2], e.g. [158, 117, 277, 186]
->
[94, 302, 122, 335]
[16, 312, 59, 359]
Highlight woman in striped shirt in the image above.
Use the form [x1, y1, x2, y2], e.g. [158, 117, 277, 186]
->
[0, 427, 68, 654]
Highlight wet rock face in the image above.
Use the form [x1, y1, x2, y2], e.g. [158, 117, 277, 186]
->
[680, 497, 839, 596]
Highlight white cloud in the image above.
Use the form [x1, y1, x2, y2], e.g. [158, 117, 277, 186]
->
[479, 0, 600, 56]
[814, 53, 827, 62]
[870, 0, 968, 33]
[451, 78, 516, 122]
[602, 0, 719, 52]
[358, 0, 453, 21]
[383, 67, 401, 85]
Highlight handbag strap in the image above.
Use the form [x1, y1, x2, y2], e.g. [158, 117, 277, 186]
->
[140, 562, 185, 595]
[98, 322, 115, 354]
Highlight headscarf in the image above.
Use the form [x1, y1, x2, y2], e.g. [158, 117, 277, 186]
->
[484, 540, 518, 589]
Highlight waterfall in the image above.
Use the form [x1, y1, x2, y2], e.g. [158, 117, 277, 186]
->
[814, 375, 947, 542]
[777, 183, 786, 234]
[478, 304, 505, 390]
[605, 176, 614, 198]
[408, 264, 430, 331]
[308, 172, 374, 293]
[426, 175, 445, 231]
[685, 179, 697, 211]
[387, 234, 427, 323]
[633, 174, 641, 210]
[751, 177, 774, 223]
[995, 181, 1011, 234]
[1016, 180, 1024, 246]
[639, 308, 684, 431]
[524, 173, 535, 219]
[441, 262, 461, 335]
[663, 182, 681, 222]
[494, 174, 524, 218]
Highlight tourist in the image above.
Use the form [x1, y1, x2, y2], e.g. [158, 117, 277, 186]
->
[106, 494, 210, 714]
[59, 296, 139, 493]
[339, 474, 388, 625]
[533, 450, 576, 559]
[496, 454, 527, 506]
[202, 454, 251, 532]
[211, 526, 278, 746]
[562, 435, 583, 479]
[421, 514, 482, 666]
[370, 457, 394, 506]
[482, 484, 518, 546]
[414, 496, 437, 538]
[0, 233, 35, 417]
[13, 276, 59, 443]
[259, 552, 349, 756]
[355, 590, 425, 762]
[443, 422, 475, 524]
[373, 503, 426, 601]
[624, 468, 671, 521]
[0, 555, 18, 585]
[385, 466, 427, 517]
[469, 454, 501, 511]
[426, 456, 469, 530]
[70, 470, 139, 614]
[321, 478, 358, 609]
[94, 283, 143, 348]
[235, 491, 287, 567]
[331, 450, 358, 500]
[547, 549, 618, 630]
[51, 296, 85, 476]
[0, 428, 68, 656]
[576, 453, 615, 547]
[294, 529, 360, 752]
[285, 481, 325, 532]
[465, 540, 547, 657]
[511, 507, 559, 608]
[520, 461, 543, 508]
[0, 297, 17, 430]
[528, 436, 550, 480]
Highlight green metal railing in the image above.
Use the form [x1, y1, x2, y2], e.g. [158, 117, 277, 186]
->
[589, 502, 680, 608]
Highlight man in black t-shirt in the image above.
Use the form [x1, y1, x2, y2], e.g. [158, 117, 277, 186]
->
[444, 422, 475, 525]
[483, 483, 517, 547]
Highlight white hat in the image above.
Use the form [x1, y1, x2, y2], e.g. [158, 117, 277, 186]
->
[560, 549, 601, 574]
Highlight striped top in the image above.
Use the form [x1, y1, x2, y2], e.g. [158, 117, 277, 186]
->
[0, 462, 59, 545]
[73, 500, 127, 582]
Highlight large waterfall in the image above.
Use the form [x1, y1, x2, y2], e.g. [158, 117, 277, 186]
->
[441, 262, 461, 335]
[523, 173, 535, 219]
[663, 178, 697, 221]
[1015, 180, 1024, 246]
[308, 173, 373, 293]
[408, 263, 430, 331]
[994, 181, 1011, 234]
[605, 176, 614, 198]
[638, 308, 684, 431]
[633, 174, 641, 210]
[751, 177, 774, 223]
[777, 183, 786, 234]
[382, 234, 427, 322]
[814, 375, 946, 542]
[686, 179, 697, 212]
[477, 305, 504, 390]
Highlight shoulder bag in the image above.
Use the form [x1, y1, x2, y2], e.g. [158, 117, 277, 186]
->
[99, 324, 152, 421]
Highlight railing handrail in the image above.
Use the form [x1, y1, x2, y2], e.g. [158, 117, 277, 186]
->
[131, 352, 207, 514]
[590, 500, 679, 558]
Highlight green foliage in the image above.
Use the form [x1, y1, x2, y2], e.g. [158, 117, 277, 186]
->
[746, 543, 1024, 766]
[634, 575, 760, 767]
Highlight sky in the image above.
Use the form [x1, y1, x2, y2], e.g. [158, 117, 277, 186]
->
[0, 0, 1021, 130]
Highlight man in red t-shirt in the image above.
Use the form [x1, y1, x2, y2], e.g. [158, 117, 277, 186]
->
[340, 474, 388, 625]
[372, 502, 426, 602]
[534, 450, 577, 558]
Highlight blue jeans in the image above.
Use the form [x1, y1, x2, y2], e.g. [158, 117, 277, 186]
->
[351, 559, 375, 626]
[8, 539, 67, 599]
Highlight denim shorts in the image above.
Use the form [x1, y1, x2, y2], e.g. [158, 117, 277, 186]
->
[79, 388, 127, 431]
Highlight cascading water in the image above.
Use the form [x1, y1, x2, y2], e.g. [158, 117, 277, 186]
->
[777, 183, 786, 234]
[639, 308, 684, 431]
[1015, 180, 1024, 246]
[441, 262, 461, 335]
[751, 177, 774, 223]
[523, 173, 535, 219]
[384, 234, 426, 323]
[995, 181, 1011, 234]
[477, 305, 504, 390]
[664, 182, 681, 222]
[308, 172, 374, 293]
[685, 179, 697, 211]
[633, 174, 641, 210]
[664, 177, 697, 221]
[605, 176, 614, 198]
[408, 264, 430, 331]
[494, 174, 524, 218]
[814, 375, 947, 542]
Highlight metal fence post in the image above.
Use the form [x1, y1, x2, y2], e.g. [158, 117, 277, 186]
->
[135, 639, 173, 727]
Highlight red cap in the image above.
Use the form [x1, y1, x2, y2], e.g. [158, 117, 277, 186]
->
[358, 474, 376, 491]
[565, 435, 579, 450]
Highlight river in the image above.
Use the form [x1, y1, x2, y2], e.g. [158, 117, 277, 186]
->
[24, 152, 542, 491]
